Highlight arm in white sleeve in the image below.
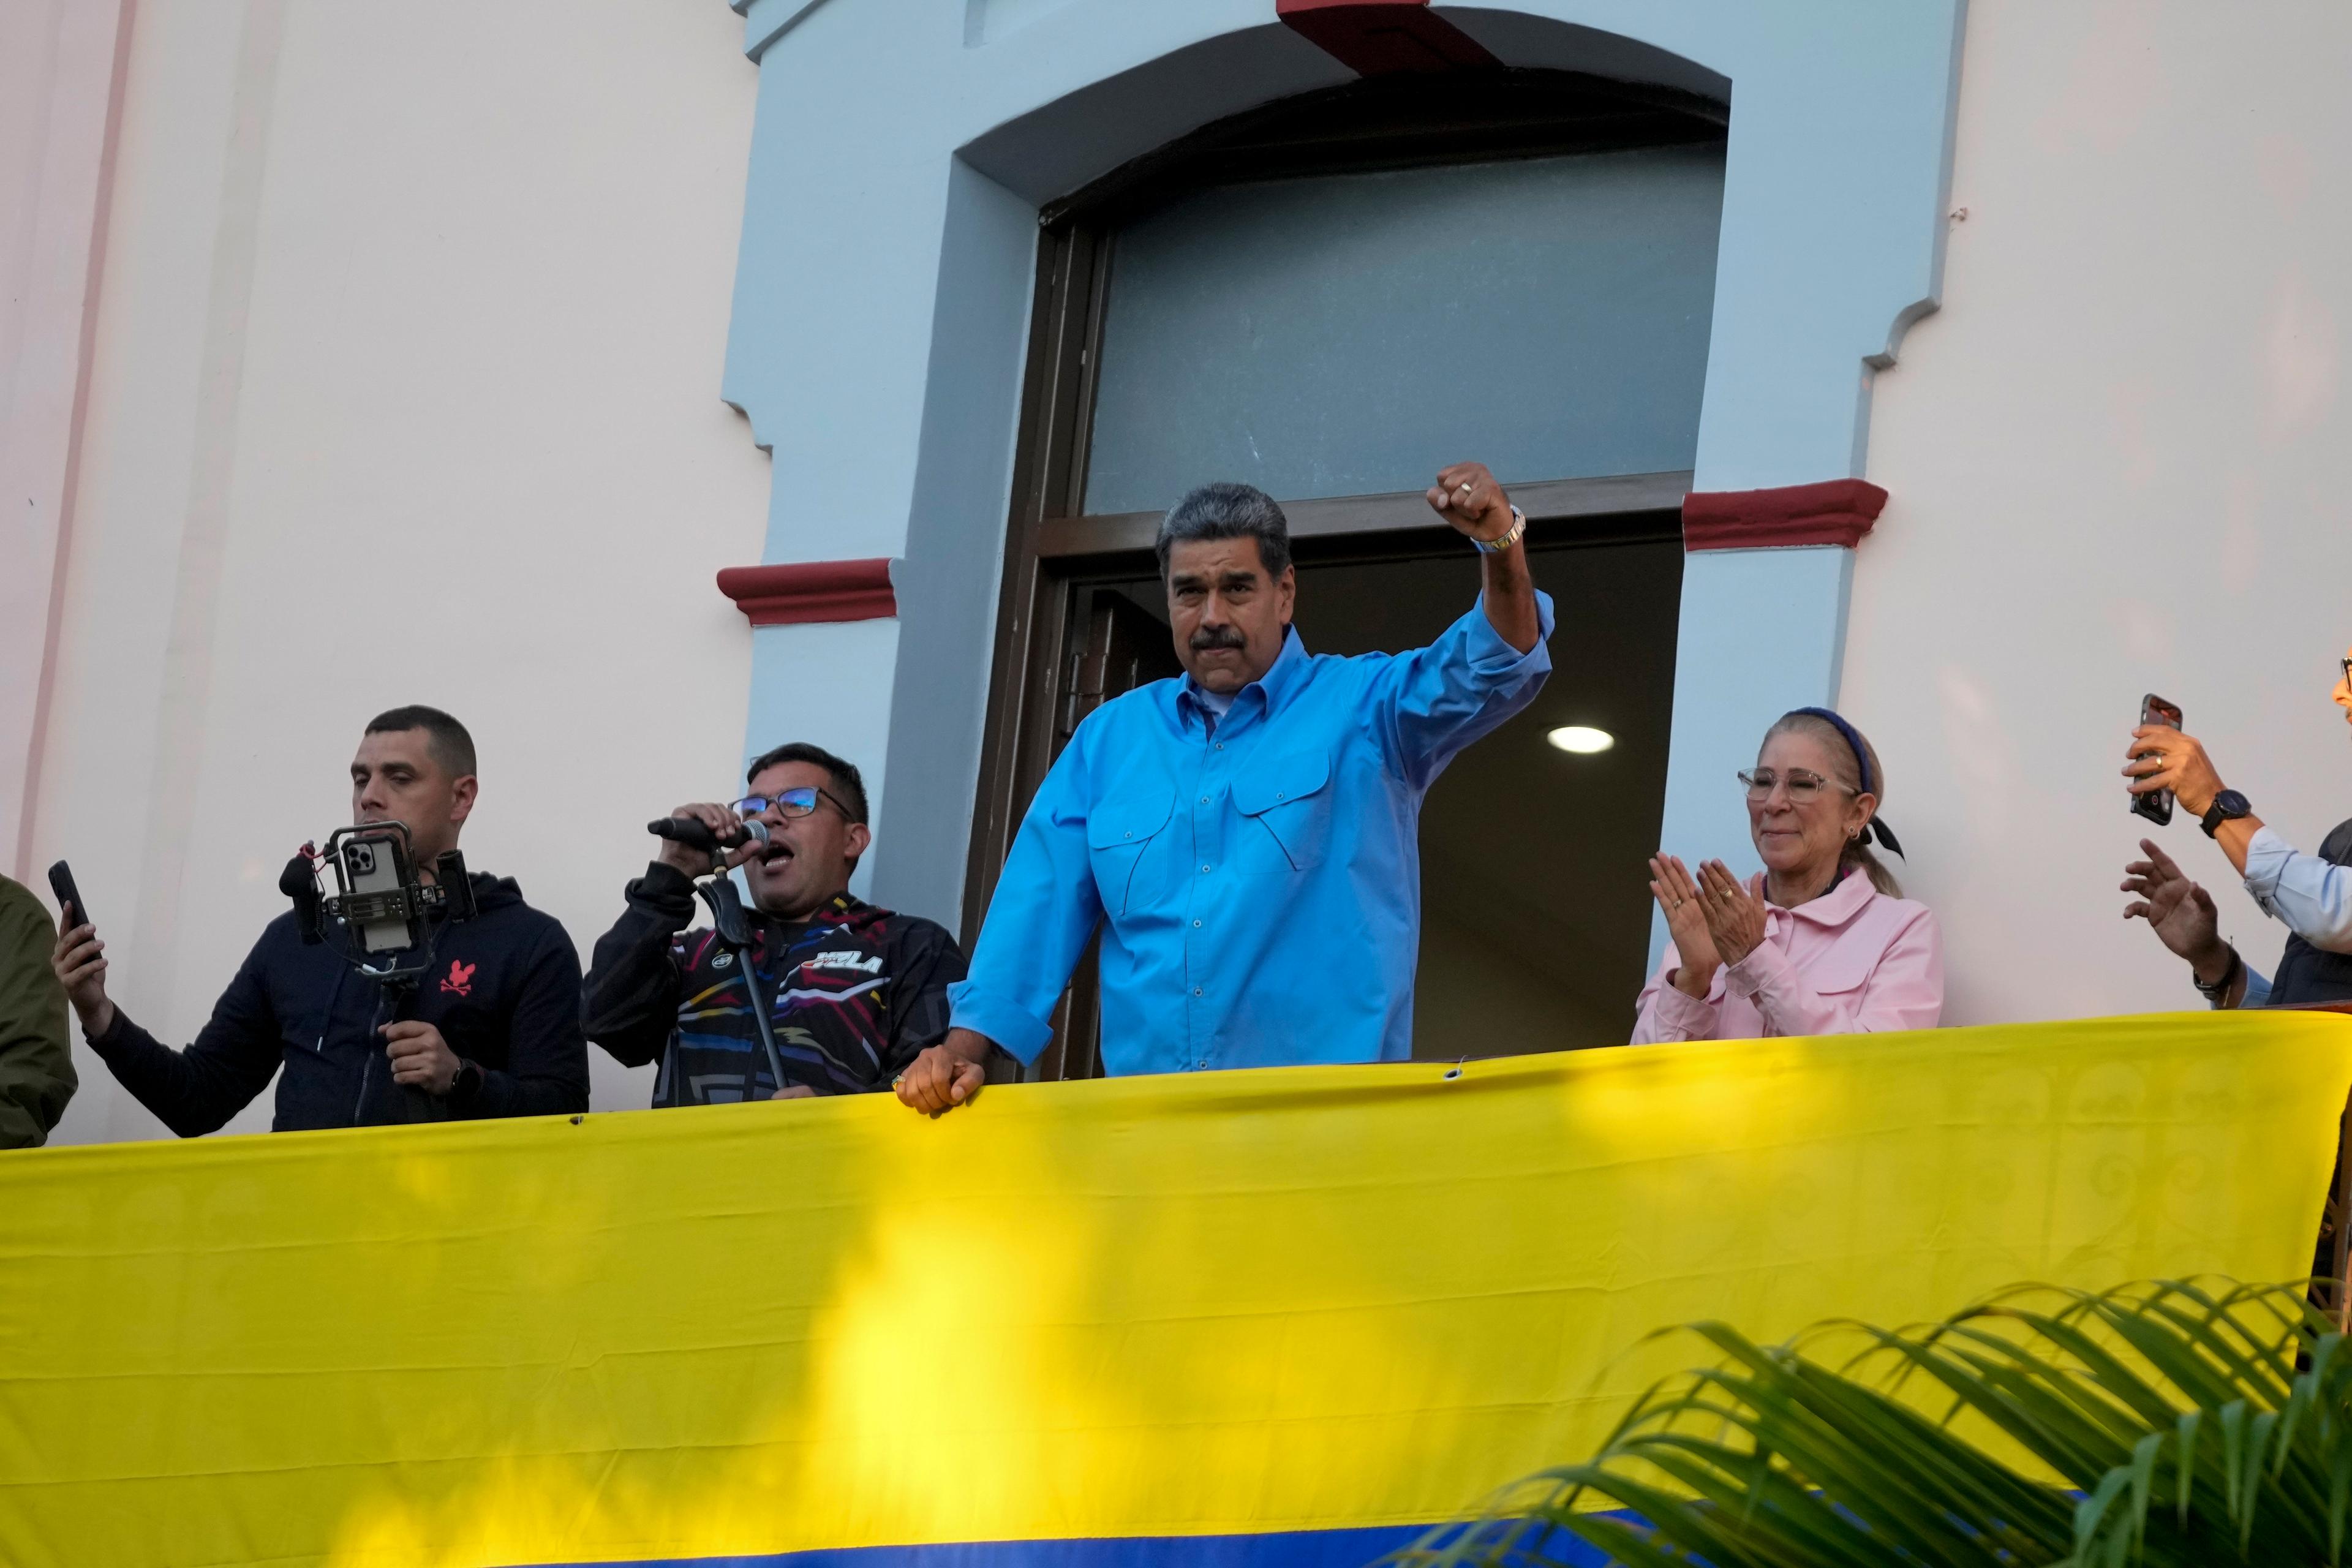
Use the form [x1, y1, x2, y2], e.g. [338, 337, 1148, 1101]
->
[1631, 948, 1721, 1044]
[1721, 908, 1945, 1036]
[2242, 827, 2352, 953]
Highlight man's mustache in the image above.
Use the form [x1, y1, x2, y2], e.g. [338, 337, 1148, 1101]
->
[1189, 627, 1247, 652]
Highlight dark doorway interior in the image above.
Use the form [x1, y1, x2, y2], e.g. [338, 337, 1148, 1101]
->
[1087, 530, 1682, 1056]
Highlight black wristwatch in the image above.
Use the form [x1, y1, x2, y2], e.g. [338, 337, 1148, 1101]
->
[447, 1058, 483, 1102]
[2193, 944, 2244, 1005]
[2200, 789, 2252, 839]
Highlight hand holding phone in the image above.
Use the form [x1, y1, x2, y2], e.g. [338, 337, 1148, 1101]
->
[47, 860, 90, 932]
[2129, 695, 2184, 826]
[45, 860, 115, 1037]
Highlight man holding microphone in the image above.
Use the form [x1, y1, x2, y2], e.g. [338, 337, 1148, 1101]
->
[582, 742, 966, 1104]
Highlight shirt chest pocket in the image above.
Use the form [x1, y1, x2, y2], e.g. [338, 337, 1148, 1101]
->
[1233, 750, 1335, 873]
[1797, 940, 1879, 999]
[1086, 788, 1176, 916]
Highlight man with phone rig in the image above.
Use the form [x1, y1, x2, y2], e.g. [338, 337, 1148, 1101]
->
[896, 461, 1551, 1115]
[0, 873, 76, 1147]
[581, 742, 967, 1103]
[2120, 645, 2352, 1007]
[48, 706, 589, 1134]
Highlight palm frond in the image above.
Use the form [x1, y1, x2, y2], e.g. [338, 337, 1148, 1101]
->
[1384, 1279, 2348, 1568]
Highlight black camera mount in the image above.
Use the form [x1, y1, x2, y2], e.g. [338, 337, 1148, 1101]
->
[281, 821, 475, 985]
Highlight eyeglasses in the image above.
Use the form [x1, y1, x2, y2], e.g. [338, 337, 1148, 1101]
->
[2341, 656, 2350, 688]
[1737, 767, 1858, 804]
[732, 786, 854, 821]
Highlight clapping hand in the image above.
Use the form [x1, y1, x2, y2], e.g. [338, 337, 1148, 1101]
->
[1692, 859, 1769, 968]
[1649, 854, 1721, 998]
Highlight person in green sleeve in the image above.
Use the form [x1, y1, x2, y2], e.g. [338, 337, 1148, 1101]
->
[0, 873, 77, 1148]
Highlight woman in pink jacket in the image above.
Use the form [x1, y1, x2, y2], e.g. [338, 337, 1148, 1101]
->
[1633, 708, 1943, 1041]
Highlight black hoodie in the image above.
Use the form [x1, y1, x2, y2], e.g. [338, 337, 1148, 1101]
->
[88, 872, 587, 1134]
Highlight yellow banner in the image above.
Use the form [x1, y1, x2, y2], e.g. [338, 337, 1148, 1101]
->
[1, 1011, 2345, 1567]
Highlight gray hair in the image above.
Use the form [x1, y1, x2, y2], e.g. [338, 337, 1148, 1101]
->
[1763, 710, 1901, 898]
[1154, 482, 1292, 579]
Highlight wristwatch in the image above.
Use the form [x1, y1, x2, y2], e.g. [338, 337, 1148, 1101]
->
[447, 1058, 483, 1102]
[2200, 789, 2252, 839]
[1472, 505, 1526, 554]
[2193, 944, 2243, 1005]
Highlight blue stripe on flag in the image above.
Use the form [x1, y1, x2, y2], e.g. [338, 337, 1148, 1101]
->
[540, 1522, 1628, 1567]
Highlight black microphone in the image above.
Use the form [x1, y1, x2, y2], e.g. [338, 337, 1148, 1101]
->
[647, 816, 771, 852]
[281, 848, 325, 944]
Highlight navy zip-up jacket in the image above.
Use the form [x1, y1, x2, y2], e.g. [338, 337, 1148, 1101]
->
[88, 873, 588, 1134]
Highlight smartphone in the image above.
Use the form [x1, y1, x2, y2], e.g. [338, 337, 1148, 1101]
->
[47, 861, 90, 931]
[339, 834, 415, 953]
[2131, 693, 2184, 826]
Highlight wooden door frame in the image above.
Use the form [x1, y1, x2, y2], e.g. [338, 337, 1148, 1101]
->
[960, 221, 1113, 949]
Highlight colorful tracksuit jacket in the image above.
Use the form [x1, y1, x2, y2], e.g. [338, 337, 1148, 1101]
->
[581, 862, 965, 1104]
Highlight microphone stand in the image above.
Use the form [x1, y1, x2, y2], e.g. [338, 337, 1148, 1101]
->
[695, 869, 792, 1098]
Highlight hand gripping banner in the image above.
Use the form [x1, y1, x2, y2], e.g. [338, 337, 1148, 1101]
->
[2, 1011, 2346, 1567]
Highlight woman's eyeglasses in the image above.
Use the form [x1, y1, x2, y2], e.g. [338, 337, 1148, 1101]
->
[731, 786, 853, 821]
[1737, 767, 1858, 804]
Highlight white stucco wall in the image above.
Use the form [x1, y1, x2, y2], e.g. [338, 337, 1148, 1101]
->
[31, 0, 2352, 1149]
[1, 0, 132, 881]
[29, 0, 768, 1142]
[1850, 0, 2352, 1025]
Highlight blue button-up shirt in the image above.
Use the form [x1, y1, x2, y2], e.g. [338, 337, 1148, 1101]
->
[948, 592, 1555, 1074]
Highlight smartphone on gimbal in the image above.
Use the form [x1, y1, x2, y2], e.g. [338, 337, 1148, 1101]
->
[338, 832, 417, 952]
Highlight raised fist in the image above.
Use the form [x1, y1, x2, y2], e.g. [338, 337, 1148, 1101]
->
[1425, 461, 1516, 545]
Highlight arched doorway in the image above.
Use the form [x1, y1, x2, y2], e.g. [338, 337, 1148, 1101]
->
[965, 69, 1727, 1075]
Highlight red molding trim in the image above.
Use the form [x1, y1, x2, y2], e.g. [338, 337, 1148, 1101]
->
[715, 559, 897, 627]
[1681, 479, 1890, 552]
[1276, 0, 1500, 75]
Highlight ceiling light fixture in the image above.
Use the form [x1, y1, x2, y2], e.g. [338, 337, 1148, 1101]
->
[1547, 725, 1615, 755]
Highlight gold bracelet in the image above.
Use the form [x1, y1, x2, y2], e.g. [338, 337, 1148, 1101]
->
[1472, 505, 1526, 554]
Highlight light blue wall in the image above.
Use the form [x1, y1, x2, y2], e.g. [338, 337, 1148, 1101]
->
[712, 0, 1967, 943]
[739, 619, 902, 902]
[869, 159, 1038, 929]
[1653, 544, 1855, 960]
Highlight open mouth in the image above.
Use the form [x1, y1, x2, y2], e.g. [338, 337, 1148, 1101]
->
[757, 841, 795, 865]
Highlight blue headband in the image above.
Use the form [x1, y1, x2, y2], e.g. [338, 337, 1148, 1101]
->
[1785, 707, 1904, 859]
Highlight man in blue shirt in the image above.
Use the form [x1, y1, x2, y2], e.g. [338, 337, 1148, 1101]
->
[895, 462, 1552, 1115]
